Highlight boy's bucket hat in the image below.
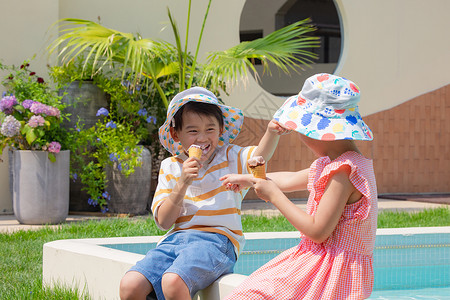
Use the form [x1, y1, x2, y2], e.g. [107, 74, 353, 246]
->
[159, 87, 244, 155]
[273, 73, 373, 141]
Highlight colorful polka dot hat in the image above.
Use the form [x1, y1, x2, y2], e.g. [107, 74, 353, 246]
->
[159, 87, 244, 155]
[273, 73, 373, 141]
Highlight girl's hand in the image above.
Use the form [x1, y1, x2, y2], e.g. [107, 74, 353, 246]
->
[253, 177, 282, 203]
[180, 157, 201, 185]
[268, 119, 291, 135]
[220, 174, 253, 193]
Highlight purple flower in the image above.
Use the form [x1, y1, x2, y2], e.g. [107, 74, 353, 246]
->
[96, 107, 109, 117]
[88, 198, 98, 207]
[146, 116, 157, 124]
[106, 121, 117, 129]
[27, 115, 45, 128]
[0, 115, 21, 137]
[71, 173, 78, 182]
[101, 206, 109, 213]
[0, 95, 18, 114]
[22, 99, 35, 109]
[102, 191, 111, 200]
[137, 108, 147, 117]
[47, 141, 61, 153]
[109, 153, 118, 162]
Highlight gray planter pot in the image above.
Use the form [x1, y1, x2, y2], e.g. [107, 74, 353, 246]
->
[106, 146, 151, 215]
[10, 150, 70, 225]
[60, 81, 108, 212]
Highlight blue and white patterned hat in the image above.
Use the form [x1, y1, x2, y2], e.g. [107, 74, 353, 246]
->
[273, 73, 373, 141]
[159, 87, 244, 155]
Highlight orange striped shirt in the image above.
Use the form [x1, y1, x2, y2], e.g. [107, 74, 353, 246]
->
[152, 144, 256, 255]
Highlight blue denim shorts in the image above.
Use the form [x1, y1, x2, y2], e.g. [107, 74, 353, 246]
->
[128, 230, 236, 300]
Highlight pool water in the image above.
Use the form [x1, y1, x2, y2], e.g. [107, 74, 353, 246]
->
[103, 233, 450, 299]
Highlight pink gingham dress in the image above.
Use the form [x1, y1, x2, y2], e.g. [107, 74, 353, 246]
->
[226, 151, 378, 300]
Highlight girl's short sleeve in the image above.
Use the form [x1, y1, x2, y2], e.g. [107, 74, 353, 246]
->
[313, 157, 373, 221]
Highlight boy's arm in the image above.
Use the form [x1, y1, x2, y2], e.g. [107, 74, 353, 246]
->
[155, 181, 188, 230]
[155, 157, 200, 230]
[253, 119, 290, 162]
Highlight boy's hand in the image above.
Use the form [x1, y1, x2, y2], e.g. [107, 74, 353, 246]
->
[268, 119, 291, 135]
[220, 174, 253, 193]
[180, 157, 202, 185]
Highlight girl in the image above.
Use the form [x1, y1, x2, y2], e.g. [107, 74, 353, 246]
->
[221, 73, 377, 299]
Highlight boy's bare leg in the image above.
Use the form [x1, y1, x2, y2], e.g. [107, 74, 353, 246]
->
[161, 272, 191, 300]
[120, 271, 153, 300]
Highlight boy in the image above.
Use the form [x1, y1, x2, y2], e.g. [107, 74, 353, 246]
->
[120, 87, 287, 300]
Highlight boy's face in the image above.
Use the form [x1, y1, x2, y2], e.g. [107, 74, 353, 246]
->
[170, 110, 223, 162]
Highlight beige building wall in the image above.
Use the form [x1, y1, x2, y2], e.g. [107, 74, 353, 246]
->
[1, 0, 449, 211]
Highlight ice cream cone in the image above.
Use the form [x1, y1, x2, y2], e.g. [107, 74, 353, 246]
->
[250, 165, 266, 179]
[188, 145, 202, 159]
[248, 156, 266, 179]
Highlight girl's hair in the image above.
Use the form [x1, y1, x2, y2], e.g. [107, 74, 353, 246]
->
[172, 101, 224, 130]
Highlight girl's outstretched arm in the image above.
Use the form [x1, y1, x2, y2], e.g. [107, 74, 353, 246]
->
[254, 165, 359, 243]
[265, 169, 309, 192]
[220, 169, 309, 193]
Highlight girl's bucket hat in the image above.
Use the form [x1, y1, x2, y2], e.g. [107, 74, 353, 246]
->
[159, 87, 244, 155]
[273, 73, 373, 141]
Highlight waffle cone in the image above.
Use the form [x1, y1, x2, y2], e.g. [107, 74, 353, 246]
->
[250, 164, 266, 179]
[189, 147, 202, 159]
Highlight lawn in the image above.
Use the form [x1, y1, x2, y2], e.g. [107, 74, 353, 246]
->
[0, 207, 448, 299]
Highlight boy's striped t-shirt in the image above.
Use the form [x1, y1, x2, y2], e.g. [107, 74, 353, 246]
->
[152, 144, 256, 255]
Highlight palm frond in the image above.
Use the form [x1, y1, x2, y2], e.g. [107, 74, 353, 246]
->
[167, 8, 185, 90]
[48, 18, 169, 81]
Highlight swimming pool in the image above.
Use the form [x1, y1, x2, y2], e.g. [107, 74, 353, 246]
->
[103, 228, 450, 299]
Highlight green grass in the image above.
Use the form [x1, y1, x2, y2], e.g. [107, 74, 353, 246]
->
[0, 207, 448, 299]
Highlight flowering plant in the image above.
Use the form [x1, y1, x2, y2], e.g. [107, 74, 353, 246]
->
[0, 60, 69, 162]
[67, 71, 158, 211]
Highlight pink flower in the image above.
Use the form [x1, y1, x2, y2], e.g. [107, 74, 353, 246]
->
[27, 115, 45, 128]
[22, 99, 35, 109]
[47, 142, 61, 153]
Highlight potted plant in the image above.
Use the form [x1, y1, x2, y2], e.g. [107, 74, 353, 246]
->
[49, 57, 111, 212]
[0, 60, 72, 225]
[66, 70, 158, 214]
